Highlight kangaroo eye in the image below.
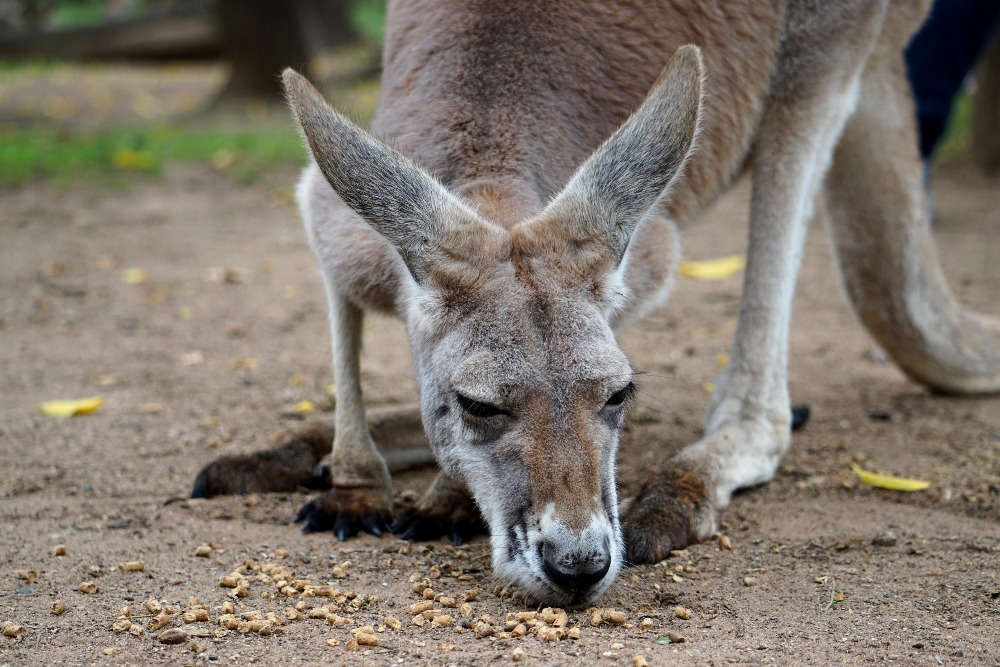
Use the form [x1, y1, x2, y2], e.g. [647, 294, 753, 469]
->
[456, 393, 507, 418]
[605, 382, 636, 408]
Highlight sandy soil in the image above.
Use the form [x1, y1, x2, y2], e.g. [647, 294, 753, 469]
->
[1, 158, 998, 666]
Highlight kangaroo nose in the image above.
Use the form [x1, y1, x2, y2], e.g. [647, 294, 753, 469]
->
[541, 542, 612, 593]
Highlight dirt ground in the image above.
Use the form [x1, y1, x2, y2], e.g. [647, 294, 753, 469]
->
[2, 153, 999, 666]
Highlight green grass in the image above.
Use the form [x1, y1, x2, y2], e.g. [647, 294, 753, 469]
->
[934, 93, 972, 163]
[349, 0, 388, 45]
[0, 125, 307, 187]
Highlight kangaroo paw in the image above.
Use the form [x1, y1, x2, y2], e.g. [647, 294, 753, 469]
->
[295, 486, 393, 540]
[621, 468, 715, 565]
[190, 422, 334, 498]
[391, 473, 487, 546]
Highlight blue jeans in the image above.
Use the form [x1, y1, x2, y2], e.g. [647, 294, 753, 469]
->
[905, 0, 1000, 159]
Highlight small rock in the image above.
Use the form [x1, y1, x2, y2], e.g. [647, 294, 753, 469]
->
[667, 631, 685, 643]
[872, 531, 897, 547]
[159, 628, 188, 645]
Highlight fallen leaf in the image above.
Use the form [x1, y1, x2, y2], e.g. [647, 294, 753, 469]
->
[678, 254, 745, 280]
[293, 400, 315, 413]
[111, 148, 157, 171]
[850, 463, 930, 492]
[40, 396, 103, 418]
[121, 268, 148, 285]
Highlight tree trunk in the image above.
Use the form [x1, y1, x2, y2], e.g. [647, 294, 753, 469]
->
[971, 30, 1000, 175]
[217, 0, 357, 100]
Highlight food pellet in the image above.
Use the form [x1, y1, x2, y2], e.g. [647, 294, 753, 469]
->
[431, 614, 453, 627]
[51, 600, 66, 615]
[605, 610, 627, 624]
[183, 609, 209, 623]
[459, 603, 473, 618]
[354, 632, 379, 646]
[2, 622, 27, 638]
[634, 656, 650, 667]
[247, 620, 273, 635]
[568, 627, 581, 639]
[384, 616, 402, 630]
[119, 561, 145, 572]
[409, 601, 434, 615]
[194, 545, 213, 558]
[78, 581, 98, 594]
[149, 613, 170, 631]
[743, 576, 758, 587]
[512, 647, 526, 662]
[52, 545, 67, 557]
[674, 606, 692, 620]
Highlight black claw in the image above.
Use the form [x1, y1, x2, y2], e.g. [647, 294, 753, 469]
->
[307, 464, 332, 490]
[361, 514, 386, 537]
[303, 510, 332, 534]
[294, 500, 317, 524]
[448, 520, 472, 546]
[388, 515, 408, 535]
[190, 475, 209, 499]
[396, 524, 418, 542]
[791, 404, 811, 432]
[333, 516, 355, 542]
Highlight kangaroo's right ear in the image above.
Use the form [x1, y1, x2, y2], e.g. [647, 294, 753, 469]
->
[518, 45, 703, 273]
[282, 69, 506, 285]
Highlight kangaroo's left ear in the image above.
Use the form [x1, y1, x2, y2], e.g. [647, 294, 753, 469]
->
[520, 45, 703, 270]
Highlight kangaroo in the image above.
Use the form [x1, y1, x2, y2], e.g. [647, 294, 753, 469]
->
[193, 0, 1000, 606]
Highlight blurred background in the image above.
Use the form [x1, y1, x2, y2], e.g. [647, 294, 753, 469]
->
[0, 0, 998, 190]
[0, 0, 387, 188]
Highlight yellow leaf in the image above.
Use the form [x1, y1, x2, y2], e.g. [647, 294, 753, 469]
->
[111, 148, 157, 171]
[293, 400, 315, 413]
[850, 463, 930, 492]
[40, 396, 103, 418]
[678, 254, 745, 280]
[121, 267, 148, 285]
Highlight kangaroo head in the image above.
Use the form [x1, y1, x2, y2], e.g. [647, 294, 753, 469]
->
[283, 45, 703, 605]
